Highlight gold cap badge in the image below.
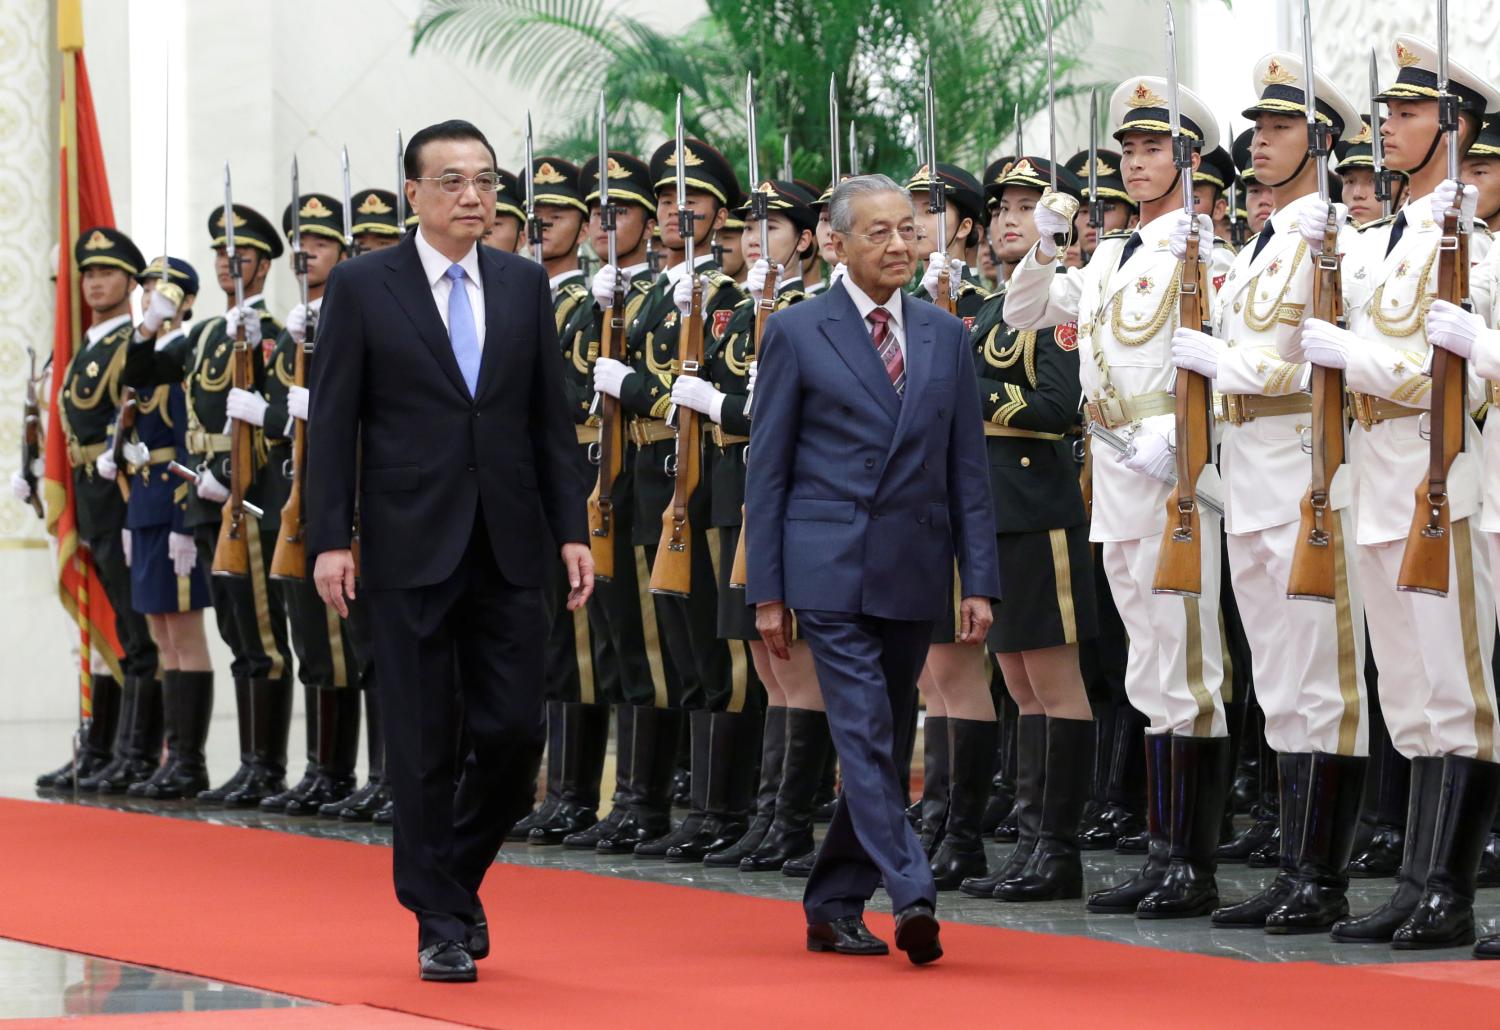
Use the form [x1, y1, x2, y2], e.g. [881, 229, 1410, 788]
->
[1128, 82, 1166, 108]
[1350, 122, 1373, 144]
[83, 230, 113, 251]
[299, 196, 334, 219]
[1395, 41, 1420, 68]
[664, 147, 704, 167]
[1262, 58, 1297, 86]
[216, 209, 248, 229]
[606, 157, 627, 176]
[533, 162, 567, 185]
[357, 192, 392, 215]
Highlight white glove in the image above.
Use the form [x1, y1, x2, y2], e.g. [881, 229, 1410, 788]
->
[593, 356, 630, 398]
[747, 361, 758, 395]
[169, 531, 196, 578]
[673, 272, 708, 316]
[746, 259, 779, 304]
[592, 265, 626, 309]
[95, 450, 118, 480]
[921, 255, 961, 299]
[1167, 212, 1215, 261]
[226, 387, 268, 427]
[122, 528, 131, 568]
[1118, 427, 1176, 483]
[122, 441, 151, 468]
[1300, 318, 1354, 370]
[1425, 299, 1484, 361]
[196, 468, 230, 503]
[141, 287, 179, 335]
[670, 376, 726, 423]
[287, 385, 310, 421]
[1171, 327, 1220, 379]
[829, 262, 847, 287]
[1033, 190, 1079, 258]
[1296, 198, 1347, 253]
[226, 305, 262, 347]
[10, 471, 30, 503]
[1431, 178, 1480, 230]
[286, 303, 310, 345]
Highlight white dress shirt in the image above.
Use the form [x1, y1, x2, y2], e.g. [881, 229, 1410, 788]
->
[415, 228, 486, 345]
[840, 275, 907, 361]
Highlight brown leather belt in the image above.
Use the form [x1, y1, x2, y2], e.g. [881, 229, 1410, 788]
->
[1348, 392, 1422, 430]
[1215, 392, 1313, 425]
[66, 439, 108, 470]
[710, 425, 749, 447]
[628, 418, 675, 446]
[185, 429, 232, 456]
[1082, 391, 1175, 430]
[983, 424, 1065, 440]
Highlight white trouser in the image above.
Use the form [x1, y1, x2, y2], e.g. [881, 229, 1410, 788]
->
[1358, 525, 1498, 760]
[1103, 526, 1226, 737]
[1227, 517, 1367, 756]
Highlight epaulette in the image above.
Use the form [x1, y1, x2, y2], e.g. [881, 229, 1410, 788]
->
[1357, 214, 1398, 232]
[1473, 221, 1494, 242]
[1099, 229, 1133, 240]
[774, 288, 806, 310]
[957, 278, 986, 297]
[705, 269, 736, 288]
[560, 280, 590, 300]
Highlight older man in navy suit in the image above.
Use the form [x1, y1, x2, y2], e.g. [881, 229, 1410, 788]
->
[745, 174, 1000, 964]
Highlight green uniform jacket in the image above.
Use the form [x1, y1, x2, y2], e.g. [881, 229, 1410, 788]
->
[59, 319, 133, 541]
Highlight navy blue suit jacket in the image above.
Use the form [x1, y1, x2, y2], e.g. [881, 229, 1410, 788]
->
[305, 232, 588, 591]
[744, 280, 1000, 620]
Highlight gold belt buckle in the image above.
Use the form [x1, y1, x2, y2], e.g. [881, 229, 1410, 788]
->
[1490, 382, 1500, 409]
[1216, 394, 1247, 425]
[1349, 392, 1375, 431]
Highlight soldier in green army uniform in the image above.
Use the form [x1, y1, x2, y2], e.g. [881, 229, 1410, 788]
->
[122, 203, 294, 805]
[589, 136, 748, 857]
[350, 188, 404, 254]
[253, 193, 360, 817]
[26, 228, 160, 794]
[715, 210, 748, 284]
[909, 163, 988, 324]
[482, 169, 526, 253]
[980, 156, 1017, 282]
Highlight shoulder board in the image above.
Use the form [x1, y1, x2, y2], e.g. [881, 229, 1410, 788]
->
[561, 280, 590, 299]
[1212, 236, 1232, 250]
[957, 278, 985, 296]
[774, 289, 806, 311]
[1099, 229, 1133, 240]
[704, 270, 736, 288]
[1357, 214, 1397, 232]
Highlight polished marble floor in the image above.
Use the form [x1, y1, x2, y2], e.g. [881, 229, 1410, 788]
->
[4, 710, 1498, 1009]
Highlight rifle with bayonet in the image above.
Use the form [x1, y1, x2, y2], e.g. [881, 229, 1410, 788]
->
[848, 121, 860, 177]
[923, 58, 956, 315]
[1397, 0, 1467, 596]
[1085, 89, 1102, 263]
[588, 92, 625, 582]
[271, 154, 319, 581]
[650, 95, 706, 598]
[1287, 8, 1349, 602]
[1152, 0, 1214, 597]
[1370, 51, 1394, 219]
[212, 162, 255, 578]
[20, 347, 43, 519]
[525, 112, 545, 265]
[1227, 121, 1248, 250]
[1043, 0, 1070, 255]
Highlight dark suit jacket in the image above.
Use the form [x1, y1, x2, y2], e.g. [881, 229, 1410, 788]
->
[305, 232, 588, 591]
[744, 280, 1001, 620]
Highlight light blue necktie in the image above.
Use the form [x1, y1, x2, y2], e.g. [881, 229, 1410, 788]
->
[445, 264, 481, 395]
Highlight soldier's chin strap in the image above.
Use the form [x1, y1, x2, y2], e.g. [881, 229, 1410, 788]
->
[1405, 127, 1448, 181]
[1141, 168, 1184, 207]
[1261, 152, 1312, 190]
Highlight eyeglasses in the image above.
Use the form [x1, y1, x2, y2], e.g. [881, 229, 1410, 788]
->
[851, 226, 924, 247]
[411, 173, 502, 194]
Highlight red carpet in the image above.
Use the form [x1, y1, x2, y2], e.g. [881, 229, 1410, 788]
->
[2, 798, 1498, 1029]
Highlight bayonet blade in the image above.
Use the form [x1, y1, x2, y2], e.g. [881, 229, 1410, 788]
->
[829, 74, 841, 183]
[746, 74, 759, 188]
[223, 162, 243, 309]
[1046, 0, 1059, 192]
[340, 145, 354, 251]
[848, 121, 859, 176]
[782, 133, 792, 181]
[1301, 0, 1330, 203]
[675, 93, 693, 267]
[1087, 88, 1100, 227]
[396, 129, 408, 234]
[291, 156, 302, 250]
[1014, 103, 1023, 163]
[525, 110, 543, 263]
[598, 91, 616, 270]
[1369, 48, 1391, 215]
[1164, 2, 1181, 140]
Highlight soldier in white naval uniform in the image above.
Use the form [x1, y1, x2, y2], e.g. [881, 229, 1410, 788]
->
[1004, 77, 1234, 920]
[1300, 36, 1500, 952]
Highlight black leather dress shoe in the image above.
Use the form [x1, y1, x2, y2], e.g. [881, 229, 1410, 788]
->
[806, 916, 889, 955]
[467, 917, 489, 960]
[893, 903, 942, 965]
[418, 941, 476, 982]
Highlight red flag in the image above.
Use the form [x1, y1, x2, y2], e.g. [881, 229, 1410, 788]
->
[44, 41, 125, 715]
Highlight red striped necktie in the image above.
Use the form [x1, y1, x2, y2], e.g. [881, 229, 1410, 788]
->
[867, 307, 904, 396]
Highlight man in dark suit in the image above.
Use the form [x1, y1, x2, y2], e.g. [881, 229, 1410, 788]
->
[745, 174, 1000, 964]
[306, 119, 593, 983]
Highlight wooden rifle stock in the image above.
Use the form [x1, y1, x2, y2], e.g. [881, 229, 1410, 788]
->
[1152, 230, 1213, 596]
[728, 293, 773, 590]
[109, 388, 137, 502]
[212, 321, 254, 578]
[1396, 210, 1468, 596]
[20, 356, 43, 519]
[649, 276, 706, 597]
[1287, 218, 1348, 602]
[271, 328, 311, 581]
[935, 265, 957, 317]
[588, 286, 627, 581]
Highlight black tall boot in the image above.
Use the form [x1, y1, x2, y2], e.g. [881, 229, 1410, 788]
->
[80, 676, 140, 791]
[596, 707, 681, 854]
[1229, 699, 1260, 814]
[744, 708, 831, 871]
[960, 714, 1044, 897]
[996, 717, 1094, 901]
[38, 674, 122, 793]
[1211, 752, 1311, 927]
[1391, 756, 1500, 949]
[1348, 728, 1409, 878]
[1266, 753, 1367, 933]
[911, 716, 950, 855]
[224, 678, 292, 808]
[1083, 705, 1148, 850]
[262, 685, 321, 813]
[325, 688, 387, 820]
[1137, 734, 1232, 918]
[1331, 755, 1442, 942]
[95, 677, 163, 793]
[197, 677, 253, 804]
[707, 706, 787, 867]
[530, 703, 611, 844]
[284, 689, 361, 815]
[129, 672, 179, 800]
[137, 671, 213, 800]
[982, 689, 1018, 836]
[566, 704, 636, 849]
[1090, 732, 1172, 911]
[667, 711, 756, 862]
[1218, 734, 1279, 863]
[930, 718, 998, 890]
[1073, 706, 1114, 842]
[510, 699, 564, 840]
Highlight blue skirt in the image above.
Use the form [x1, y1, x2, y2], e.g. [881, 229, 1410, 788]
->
[130, 524, 211, 614]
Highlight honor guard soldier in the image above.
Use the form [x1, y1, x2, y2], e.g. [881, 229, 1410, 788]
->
[553, 150, 665, 849]
[95, 258, 214, 797]
[1336, 120, 1408, 228]
[1462, 117, 1500, 227]
[351, 188, 404, 253]
[1234, 128, 1275, 236]
[1170, 53, 1370, 933]
[715, 210, 748, 283]
[910, 163, 988, 324]
[31, 228, 161, 794]
[1194, 146, 1237, 248]
[256, 192, 360, 817]
[1007, 77, 1234, 919]
[589, 135, 748, 857]
[481, 169, 527, 252]
[123, 202, 294, 805]
[1301, 36, 1500, 951]
[980, 156, 1019, 281]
